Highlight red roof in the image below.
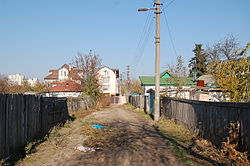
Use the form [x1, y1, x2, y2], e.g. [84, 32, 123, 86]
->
[48, 80, 82, 92]
[44, 70, 58, 80]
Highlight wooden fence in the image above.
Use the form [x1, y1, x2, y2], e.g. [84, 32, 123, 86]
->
[161, 97, 250, 153]
[67, 96, 91, 113]
[129, 95, 250, 153]
[0, 94, 69, 160]
[128, 95, 146, 109]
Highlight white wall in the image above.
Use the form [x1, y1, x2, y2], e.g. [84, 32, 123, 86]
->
[44, 92, 81, 97]
[98, 67, 118, 95]
[27, 78, 38, 87]
[58, 68, 69, 81]
[8, 74, 24, 85]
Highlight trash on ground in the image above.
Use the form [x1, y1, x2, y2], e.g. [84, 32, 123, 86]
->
[91, 125, 104, 129]
[75, 145, 95, 152]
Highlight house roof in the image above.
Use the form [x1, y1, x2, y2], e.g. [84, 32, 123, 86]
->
[59, 64, 70, 70]
[47, 80, 82, 92]
[44, 70, 58, 80]
[99, 66, 118, 72]
[139, 70, 196, 86]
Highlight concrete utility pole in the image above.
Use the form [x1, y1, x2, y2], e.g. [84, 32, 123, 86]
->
[138, 0, 161, 121]
[154, 0, 161, 121]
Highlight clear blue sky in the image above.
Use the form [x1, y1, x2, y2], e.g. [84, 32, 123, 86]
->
[0, 0, 249, 81]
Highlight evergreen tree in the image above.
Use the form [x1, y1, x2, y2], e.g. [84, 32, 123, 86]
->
[189, 44, 207, 77]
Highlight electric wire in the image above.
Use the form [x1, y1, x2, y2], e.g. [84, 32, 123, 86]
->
[131, 9, 154, 76]
[162, 0, 177, 11]
[162, 11, 178, 57]
[132, 17, 154, 73]
[134, 11, 153, 62]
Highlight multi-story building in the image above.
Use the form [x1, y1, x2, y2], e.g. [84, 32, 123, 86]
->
[8, 74, 24, 85]
[44, 64, 120, 96]
[98, 66, 119, 96]
[44, 64, 79, 83]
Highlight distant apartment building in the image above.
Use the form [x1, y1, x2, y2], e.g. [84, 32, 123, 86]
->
[8, 74, 24, 85]
[27, 78, 38, 87]
[8, 74, 38, 87]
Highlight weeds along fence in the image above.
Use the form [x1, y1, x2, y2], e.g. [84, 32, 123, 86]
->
[161, 97, 250, 153]
[0, 94, 69, 160]
[129, 95, 250, 153]
[67, 96, 92, 113]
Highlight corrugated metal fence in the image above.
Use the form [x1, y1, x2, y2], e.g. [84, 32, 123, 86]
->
[0, 94, 69, 159]
[129, 95, 250, 154]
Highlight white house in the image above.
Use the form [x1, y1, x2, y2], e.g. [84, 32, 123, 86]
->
[44, 64, 80, 83]
[98, 67, 119, 96]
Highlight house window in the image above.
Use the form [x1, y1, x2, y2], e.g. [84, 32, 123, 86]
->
[64, 71, 67, 76]
[103, 85, 110, 91]
[103, 77, 110, 83]
[104, 70, 109, 76]
[61, 71, 63, 76]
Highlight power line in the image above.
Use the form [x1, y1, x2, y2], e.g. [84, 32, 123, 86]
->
[131, 12, 154, 73]
[162, 11, 178, 57]
[162, 0, 177, 10]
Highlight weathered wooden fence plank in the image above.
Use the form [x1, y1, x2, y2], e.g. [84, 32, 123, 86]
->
[160, 97, 250, 154]
[0, 94, 70, 160]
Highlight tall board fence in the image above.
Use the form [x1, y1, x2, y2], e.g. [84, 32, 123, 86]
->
[0, 94, 69, 160]
[129, 95, 250, 154]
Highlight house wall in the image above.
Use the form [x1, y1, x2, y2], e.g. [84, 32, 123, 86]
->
[44, 79, 58, 83]
[143, 86, 166, 95]
[98, 67, 118, 95]
[44, 92, 82, 98]
[58, 67, 69, 81]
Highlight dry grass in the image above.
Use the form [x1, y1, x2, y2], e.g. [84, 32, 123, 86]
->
[126, 105, 250, 166]
[220, 121, 250, 165]
[13, 109, 98, 166]
[156, 118, 250, 166]
[97, 96, 111, 108]
[70, 108, 96, 119]
[79, 123, 130, 149]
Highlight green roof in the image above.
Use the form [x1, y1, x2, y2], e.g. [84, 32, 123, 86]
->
[139, 70, 196, 86]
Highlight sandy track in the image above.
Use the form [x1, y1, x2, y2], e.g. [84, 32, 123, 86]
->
[17, 106, 183, 166]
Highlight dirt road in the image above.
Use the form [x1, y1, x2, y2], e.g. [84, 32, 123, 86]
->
[17, 106, 184, 166]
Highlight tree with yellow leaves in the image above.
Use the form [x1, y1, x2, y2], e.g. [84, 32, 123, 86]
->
[211, 43, 250, 102]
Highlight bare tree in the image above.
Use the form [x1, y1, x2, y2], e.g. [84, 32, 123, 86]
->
[0, 74, 9, 93]
[206, 43, 222, 63]
[206, 35, 241, 62]
[167, 56, 188, 77]
[221, 35, 240, 60]
[70, 51, 102, 101]
[130, 79, 143, 94]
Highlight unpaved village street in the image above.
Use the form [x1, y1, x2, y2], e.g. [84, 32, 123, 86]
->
[16, 106, 184, 166]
